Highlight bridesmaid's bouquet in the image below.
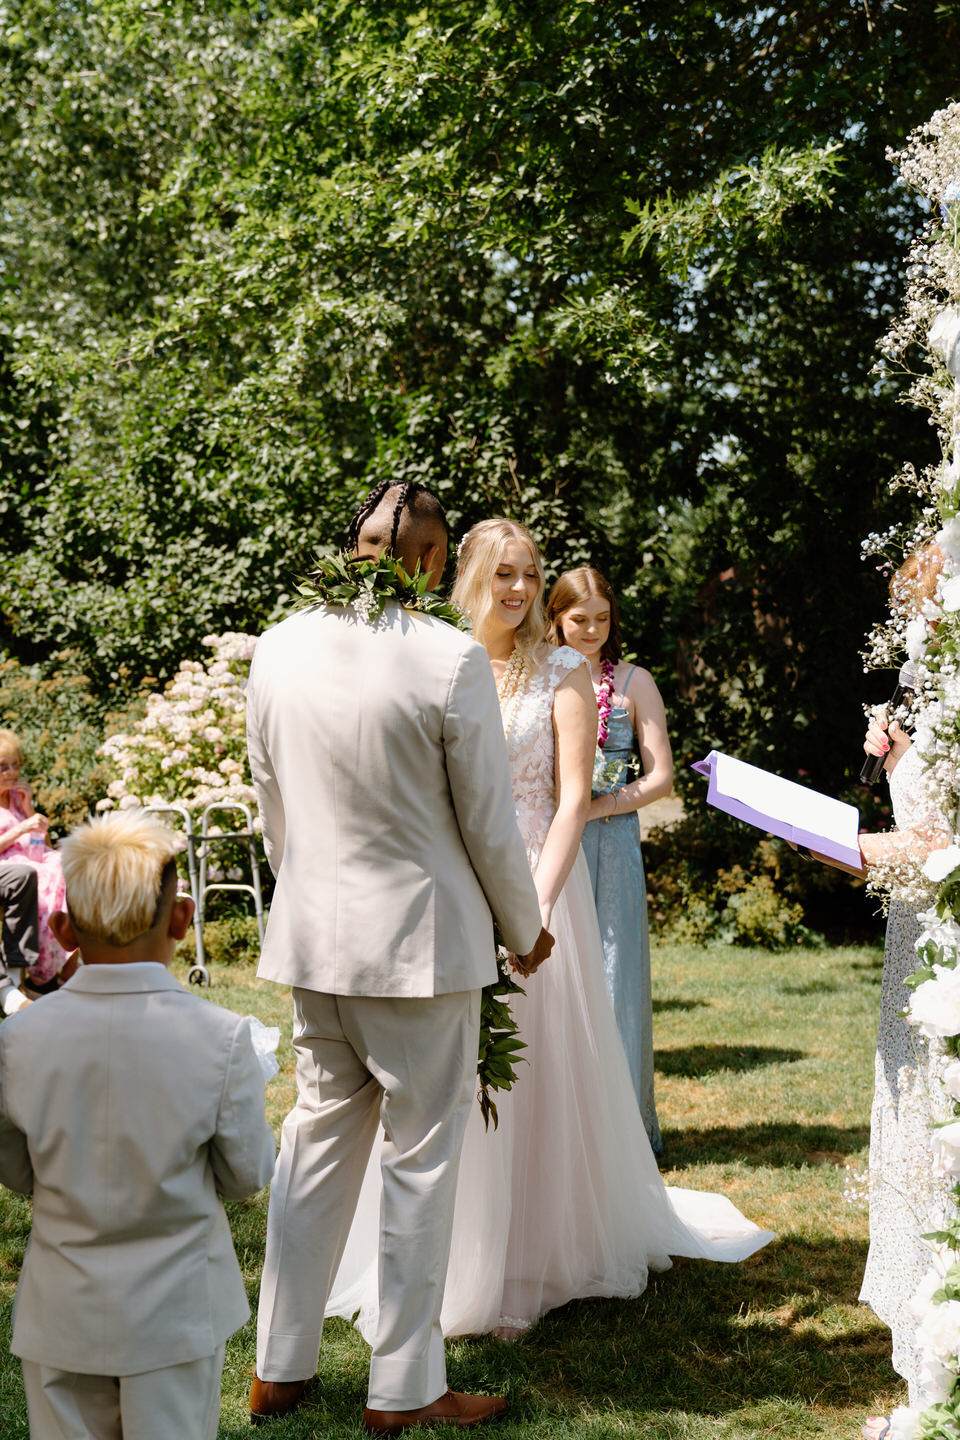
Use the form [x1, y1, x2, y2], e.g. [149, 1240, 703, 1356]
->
[592, 751, 627, 798]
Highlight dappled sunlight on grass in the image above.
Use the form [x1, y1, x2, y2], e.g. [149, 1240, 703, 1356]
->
[0, 940, 897, 1437]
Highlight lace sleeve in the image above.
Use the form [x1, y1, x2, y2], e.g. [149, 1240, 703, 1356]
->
[548, 645, 590, 680]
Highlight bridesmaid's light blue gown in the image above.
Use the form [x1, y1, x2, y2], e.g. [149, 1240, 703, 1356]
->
[580, 702, 663, 1156]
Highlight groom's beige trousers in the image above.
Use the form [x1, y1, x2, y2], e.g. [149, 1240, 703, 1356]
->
[256, 986, 480, 1410]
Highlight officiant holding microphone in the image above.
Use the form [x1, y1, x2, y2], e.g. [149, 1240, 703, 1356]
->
[804, 544, 952, 1433]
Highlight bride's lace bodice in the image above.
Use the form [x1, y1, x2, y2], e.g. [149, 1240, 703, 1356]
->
[502, 646, 588, 855]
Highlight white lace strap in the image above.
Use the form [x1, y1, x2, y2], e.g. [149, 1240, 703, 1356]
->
[550, 644, 589, 677]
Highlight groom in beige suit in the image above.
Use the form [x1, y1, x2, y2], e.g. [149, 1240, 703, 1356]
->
[247, 483, 551, 1434]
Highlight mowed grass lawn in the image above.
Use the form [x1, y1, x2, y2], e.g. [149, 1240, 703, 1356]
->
[0, 939, 896, 1439]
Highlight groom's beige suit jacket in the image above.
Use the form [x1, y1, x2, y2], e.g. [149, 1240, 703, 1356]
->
[247, 601, 541, 993]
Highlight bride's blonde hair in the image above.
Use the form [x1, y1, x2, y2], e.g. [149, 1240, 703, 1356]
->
[452, 519, 547, 667]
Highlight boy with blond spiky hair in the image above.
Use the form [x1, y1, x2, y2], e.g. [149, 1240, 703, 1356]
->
[0, 812, 276, 1440]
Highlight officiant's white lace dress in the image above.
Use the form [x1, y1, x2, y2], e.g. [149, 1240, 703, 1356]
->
[326, 647, 772, 1338]
[860, 743, 952, 1404]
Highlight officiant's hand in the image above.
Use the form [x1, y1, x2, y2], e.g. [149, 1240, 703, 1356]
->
[788, 838, 868, 879]
[512, 925, 554, 976]
[864, 714, 911, 772]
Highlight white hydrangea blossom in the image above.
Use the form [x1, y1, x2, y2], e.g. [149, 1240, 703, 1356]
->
[98, 632, 259, 818]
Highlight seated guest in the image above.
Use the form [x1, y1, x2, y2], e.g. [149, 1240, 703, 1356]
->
[0, 811, 277, 1440]
[0, 729, 71, 986]
[0, 861, 38, 1014]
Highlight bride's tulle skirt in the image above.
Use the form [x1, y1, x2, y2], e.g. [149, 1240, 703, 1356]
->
[327, 851, 773, 1339]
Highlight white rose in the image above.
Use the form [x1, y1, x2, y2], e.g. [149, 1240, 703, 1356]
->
[933, 1119, 960, 1175]
[930, 306, 960, 378]
[916, 907, 960, 952]
[888, 1404, 925, 1440]
[942, 457, 960, 496]
[909, 1266, 944, 1320]
[944, 1059, 960, 1101]
[916, 1294, 960, 1354]
[913, 719, 936, 760]
[942, 574, 960, 613]
[918, 1350, 956, 1402]
[938, 516, 960, 565]
[906, 616, 929, 662]
[924, 844, 960, 882]
[910, 965, 960, 1039]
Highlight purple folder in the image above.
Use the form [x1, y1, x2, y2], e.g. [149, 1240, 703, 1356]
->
[692, 751, 862, 869]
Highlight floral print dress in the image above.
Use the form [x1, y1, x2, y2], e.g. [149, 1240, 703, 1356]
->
[860, 744, 953, 1404]
[0, 791, 68, 983]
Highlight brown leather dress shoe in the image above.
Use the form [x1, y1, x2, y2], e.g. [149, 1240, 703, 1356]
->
[363, 1389, 508, 1435]
[249, 1375, 312, 1424]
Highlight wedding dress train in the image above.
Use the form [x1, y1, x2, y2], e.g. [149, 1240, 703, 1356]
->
[327, 647, 773, 1337]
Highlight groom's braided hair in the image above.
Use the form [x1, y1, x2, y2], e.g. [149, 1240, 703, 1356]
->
[346, 481, 448, 554]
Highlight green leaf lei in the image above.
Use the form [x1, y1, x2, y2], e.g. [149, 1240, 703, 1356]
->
[297, 548, 524, 1130]
[478, 952, 526, 1132]
[296, 548, 469, 630]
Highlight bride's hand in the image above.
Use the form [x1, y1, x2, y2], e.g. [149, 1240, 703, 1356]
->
[512, 925, 555, 976]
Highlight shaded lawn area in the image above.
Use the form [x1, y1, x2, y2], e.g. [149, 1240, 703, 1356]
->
[0, 940, 896, 1438]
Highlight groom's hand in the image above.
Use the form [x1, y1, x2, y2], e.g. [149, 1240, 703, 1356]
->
[512, 926, 554, 976]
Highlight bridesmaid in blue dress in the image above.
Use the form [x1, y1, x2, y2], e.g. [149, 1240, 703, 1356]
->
[547, 568, 674, 1156]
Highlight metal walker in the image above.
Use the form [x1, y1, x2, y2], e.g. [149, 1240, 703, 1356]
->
[143, 801, 264, 987]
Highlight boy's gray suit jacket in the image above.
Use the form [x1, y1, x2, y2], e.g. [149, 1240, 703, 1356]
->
[0, 963, 276, 1374]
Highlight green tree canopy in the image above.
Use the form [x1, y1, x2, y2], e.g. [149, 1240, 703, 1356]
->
[1, 0, 955, 792]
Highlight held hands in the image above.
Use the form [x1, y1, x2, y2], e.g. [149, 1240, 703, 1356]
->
[511, 925, 555, 976]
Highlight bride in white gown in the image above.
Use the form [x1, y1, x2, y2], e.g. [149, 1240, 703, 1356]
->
[327, 519, 773, 1340]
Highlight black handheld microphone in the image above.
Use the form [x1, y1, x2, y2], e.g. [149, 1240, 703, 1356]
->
[860, 661, 919, 785]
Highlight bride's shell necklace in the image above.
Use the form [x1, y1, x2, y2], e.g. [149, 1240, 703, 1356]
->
[496, 646, 529, 741]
